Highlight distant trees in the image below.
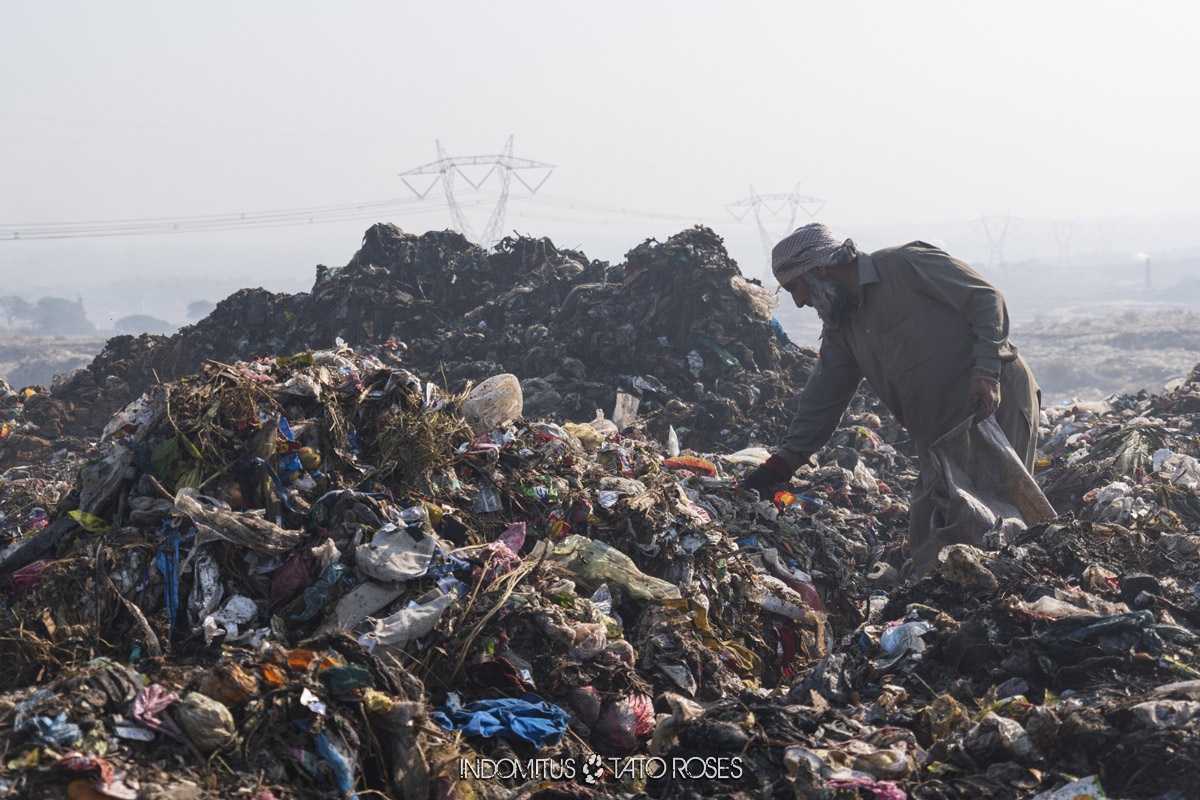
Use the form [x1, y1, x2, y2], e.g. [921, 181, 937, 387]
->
[0, 295, 97, 336]
[34, 297, 96, 336]
[186, 299, 217, 322]
[1, 296, 33, 326]
[115, 314, 175, 335]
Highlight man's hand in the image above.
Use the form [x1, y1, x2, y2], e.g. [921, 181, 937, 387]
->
[738, 454, 794, 492]
[969, 377, 1001, 423]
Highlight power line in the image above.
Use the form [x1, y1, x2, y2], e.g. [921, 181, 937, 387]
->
[1, 197, 503, 241]
[0, 112, 440, 141]
[2, 197, 422, 229]
[2, 189, 713, 243]
[518, 193, 705, 223]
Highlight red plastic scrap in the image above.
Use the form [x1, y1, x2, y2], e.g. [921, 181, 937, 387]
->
[662, 456, 717, 478]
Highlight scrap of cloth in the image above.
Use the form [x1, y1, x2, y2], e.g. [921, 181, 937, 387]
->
[432, 692, 570, 749]
[771, 223, 858, 286]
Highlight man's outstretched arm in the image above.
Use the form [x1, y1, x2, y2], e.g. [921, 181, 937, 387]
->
[742, 334, 862, 490]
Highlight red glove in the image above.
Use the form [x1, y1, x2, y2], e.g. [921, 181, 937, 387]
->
[969, 377, 1001, 423]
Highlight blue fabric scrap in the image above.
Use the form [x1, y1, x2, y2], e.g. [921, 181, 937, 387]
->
[432, 692, 570, 749]
[156, 518, 196, 630]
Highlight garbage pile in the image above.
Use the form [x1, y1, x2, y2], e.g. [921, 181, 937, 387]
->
[40, 225, 837, 458]
[0, 224, 1197, 799]
[0, 336, 916, 799]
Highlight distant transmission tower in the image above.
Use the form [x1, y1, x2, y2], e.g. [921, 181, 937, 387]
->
[399, 136, 554, 245]
[977, 213, 1022, 269]
[727, 185, 824, 279]
[1051, 220, 1075, 267]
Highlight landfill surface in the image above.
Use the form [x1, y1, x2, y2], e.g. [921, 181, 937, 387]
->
[0, 336, 109, 392]
[0, 225, 1197, 800]
[1011, 310, 1200, 405]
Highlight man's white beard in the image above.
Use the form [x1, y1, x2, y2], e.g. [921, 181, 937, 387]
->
[803, 273, 847, 329]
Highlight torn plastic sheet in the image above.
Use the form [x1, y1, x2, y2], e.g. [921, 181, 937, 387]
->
[101, 388, 166, 442]
[188, 550, 224, 626]
[203, 595, 258, 642]
[334, 581, 406, 629]
[428, 546, 471, 597]
[16, 711, 82, 748]
[300, 687, 327, 716]
[473, 485, 502, 513]
[355, 525, 437, 583]
[358, 592, 454, 653]
[173, 486, 303, 555]
[880, 620, 936, 657]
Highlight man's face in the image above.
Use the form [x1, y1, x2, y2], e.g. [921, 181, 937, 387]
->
[783, 275, 812, 309]
[784, 267, 846, 328]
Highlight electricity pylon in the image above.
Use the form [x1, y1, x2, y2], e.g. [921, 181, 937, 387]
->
[727, 185, 824, 279]
[1051, 220, 1075, 267]
[977, 213, 1022, 269]
[399, 136, 554, 245]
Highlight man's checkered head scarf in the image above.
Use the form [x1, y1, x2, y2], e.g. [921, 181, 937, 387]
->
[771, 223, 858, 287]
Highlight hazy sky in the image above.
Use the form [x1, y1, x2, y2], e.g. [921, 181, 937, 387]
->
[2, 1, 1198, 296]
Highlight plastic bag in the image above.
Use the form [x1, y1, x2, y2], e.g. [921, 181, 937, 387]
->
[588, 409, 619, 437]
[611, 392, 639, 431]
[880, 620, 935, 656]
[553, 535, 681, 601]
[460, 373, 523, 434]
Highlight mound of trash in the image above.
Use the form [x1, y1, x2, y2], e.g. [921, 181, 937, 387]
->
[32, 225, 844, 459]
[0, 226, 1197, 800]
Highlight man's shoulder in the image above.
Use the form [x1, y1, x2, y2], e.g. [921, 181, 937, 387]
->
[871, 241, 947, 262]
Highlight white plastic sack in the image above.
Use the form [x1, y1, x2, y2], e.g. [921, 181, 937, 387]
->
[460, 373, 523, 434]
